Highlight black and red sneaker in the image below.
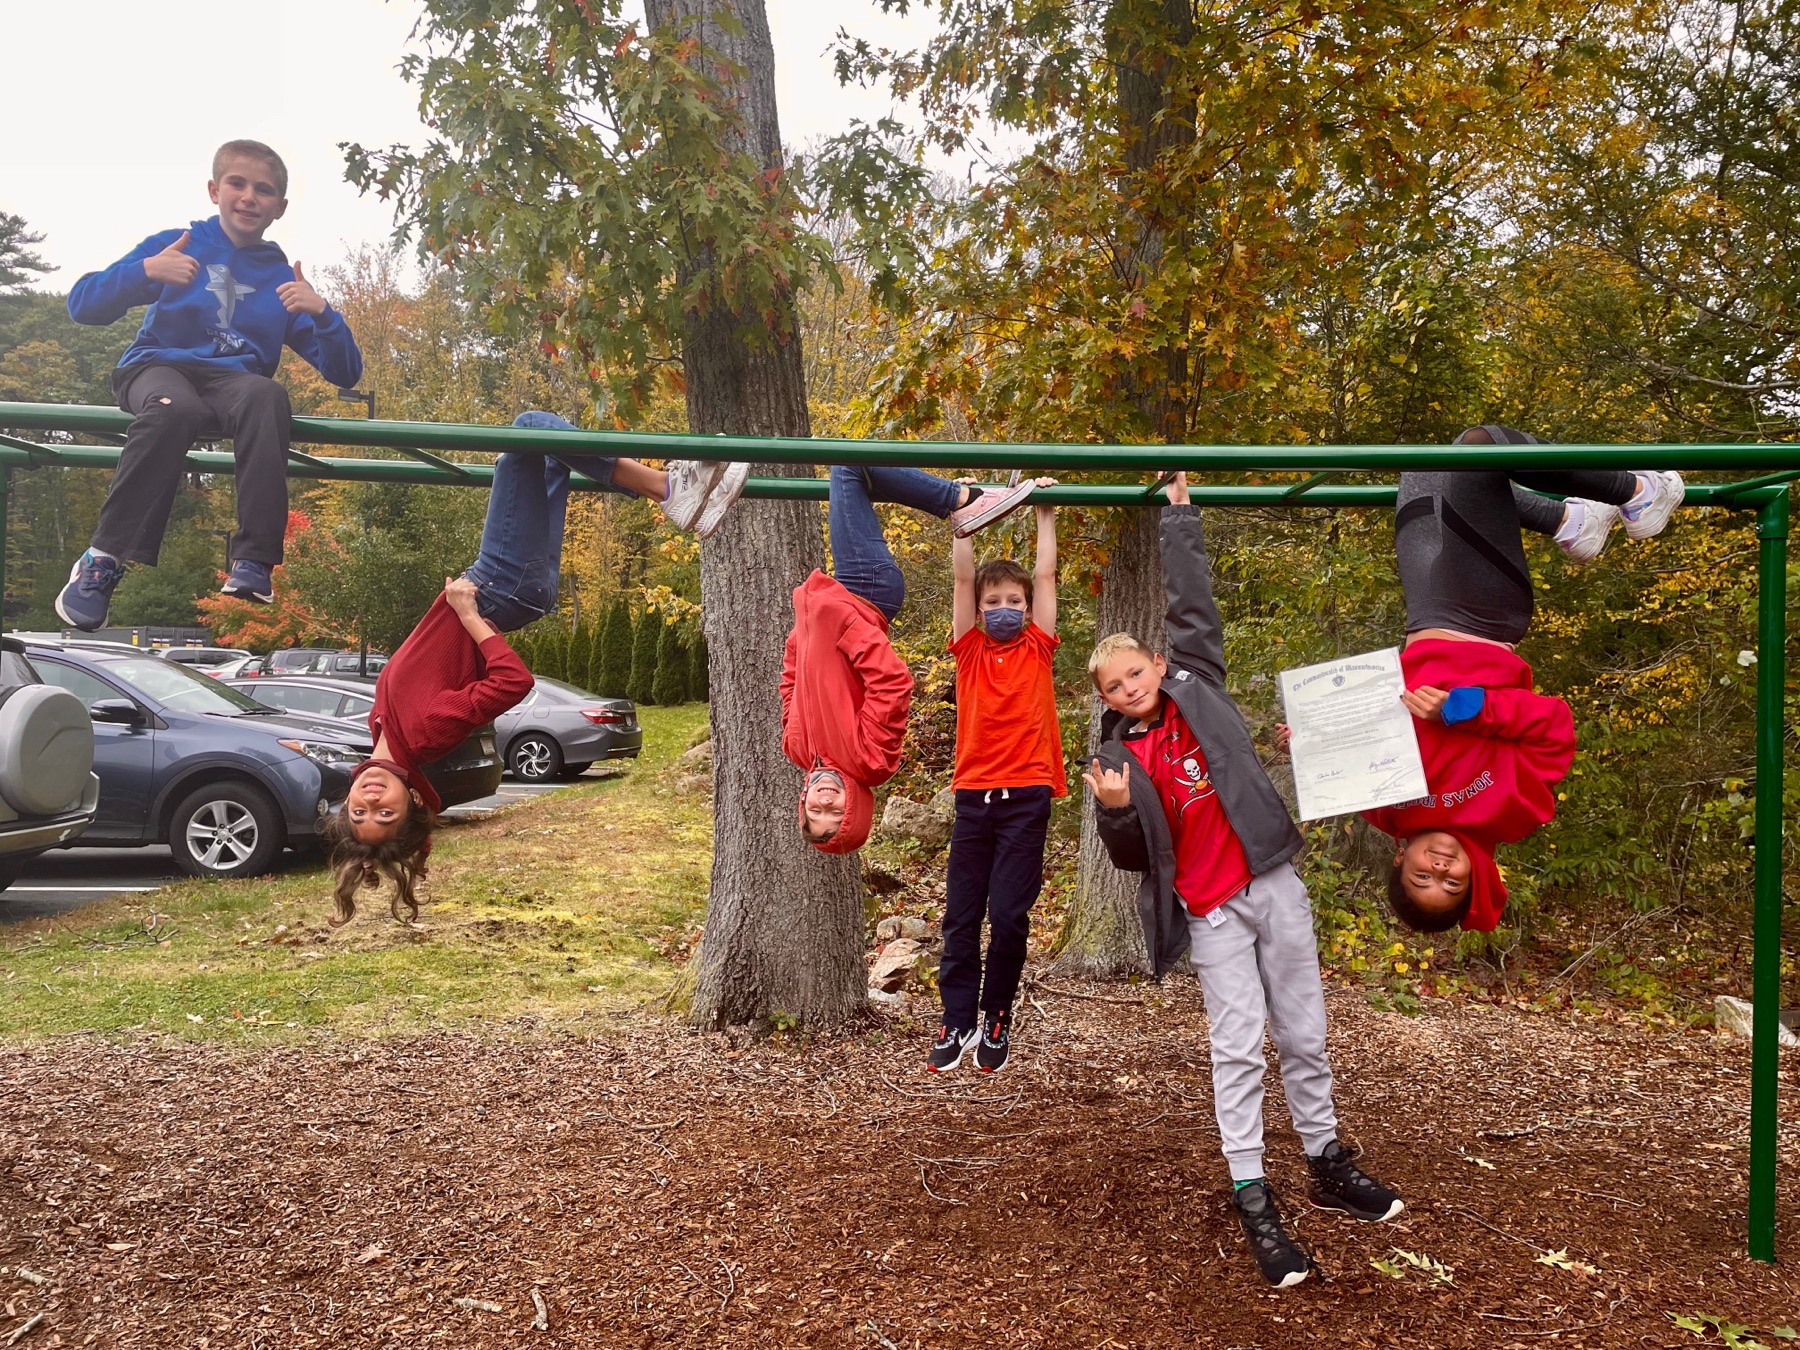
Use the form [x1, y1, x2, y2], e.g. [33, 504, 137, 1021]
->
[975, 1008, 1011, 1073]
[927, 1023, 978, 1073]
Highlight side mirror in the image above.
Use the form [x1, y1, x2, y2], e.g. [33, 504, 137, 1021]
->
[90, 699, 145, 727]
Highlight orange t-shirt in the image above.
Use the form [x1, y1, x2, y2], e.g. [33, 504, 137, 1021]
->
[949, 623, 1068, 794]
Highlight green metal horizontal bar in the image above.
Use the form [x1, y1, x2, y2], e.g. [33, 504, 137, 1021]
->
[388, 444, 477, 480]
[6, 402, 1800, 472]
[1705, 469, 1800, 500]
[0, 432, 71, 467]
[0, 435, 1776, 509]
[1283, 471, 1334, 498]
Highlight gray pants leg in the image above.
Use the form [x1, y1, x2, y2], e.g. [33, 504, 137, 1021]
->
[1186, 862, 1339, 1182]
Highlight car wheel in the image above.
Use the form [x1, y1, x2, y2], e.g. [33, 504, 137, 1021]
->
[556, 762, 594, 781]
[168, 782, 284, 879]
[508, 734, 563, 782]
[0, 856, 24, 894]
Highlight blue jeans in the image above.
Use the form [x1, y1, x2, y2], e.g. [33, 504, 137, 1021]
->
[829, 465, 960, 621]
[464, 411, 637, 633]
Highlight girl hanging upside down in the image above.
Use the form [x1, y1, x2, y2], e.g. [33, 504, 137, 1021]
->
[322, 410, 748, 923]
[1363, 424, 1685, 932]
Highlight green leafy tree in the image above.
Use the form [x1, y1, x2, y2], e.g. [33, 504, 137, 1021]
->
[597, 598, 633, 696]
[0, 213, 53, 295]
[282, 482, 485, 652]
[628, 606, 660, 706]
[652, 619, 688, 705]
[688, 631, 710, 702]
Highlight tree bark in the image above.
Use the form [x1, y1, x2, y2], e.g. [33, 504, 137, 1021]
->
[1055, 507, 1163, 979]
[646, 0, 865, 1029]
[1056, 0, 1195, 979]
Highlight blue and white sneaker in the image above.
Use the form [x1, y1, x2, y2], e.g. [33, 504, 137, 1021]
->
[221, 560, 275, 604]
[54, 549, 125, 632]
[1622, 470, 1685, 540]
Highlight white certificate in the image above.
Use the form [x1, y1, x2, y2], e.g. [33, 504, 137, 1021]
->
[1279, 647, 1427, 821]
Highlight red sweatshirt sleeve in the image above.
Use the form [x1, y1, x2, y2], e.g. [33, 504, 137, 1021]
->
[780, 628, 798, 738]
[425, 635, 534, 729]
[1467, 687, 1575, 755]
[839, 622, 914, 784]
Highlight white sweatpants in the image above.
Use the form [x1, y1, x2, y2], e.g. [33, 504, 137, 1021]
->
[1185, 862, 1339, 1182]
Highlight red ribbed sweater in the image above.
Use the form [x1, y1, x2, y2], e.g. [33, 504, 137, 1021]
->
[367, 597, 534, 812]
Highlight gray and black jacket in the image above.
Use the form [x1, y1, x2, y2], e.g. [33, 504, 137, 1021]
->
[1092, 505, 1304, 977]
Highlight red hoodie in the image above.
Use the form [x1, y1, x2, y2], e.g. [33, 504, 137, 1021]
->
[780, 570, 915, 853]
[1361, 638, 1575, 931]
[368, 597, 534, 813]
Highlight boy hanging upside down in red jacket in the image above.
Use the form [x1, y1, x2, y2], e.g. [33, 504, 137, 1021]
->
[1364, 425, 1685, 932]
[781, 466, 1037, 853]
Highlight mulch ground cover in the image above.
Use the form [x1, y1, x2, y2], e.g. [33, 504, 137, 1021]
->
[2, 981, 1797, 1349]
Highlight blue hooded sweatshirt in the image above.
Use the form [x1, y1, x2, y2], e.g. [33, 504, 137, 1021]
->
[67, 216, 363, 389]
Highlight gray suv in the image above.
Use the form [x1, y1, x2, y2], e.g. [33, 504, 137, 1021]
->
[0, 637, 99, 893]
[22, 639, 375, 879]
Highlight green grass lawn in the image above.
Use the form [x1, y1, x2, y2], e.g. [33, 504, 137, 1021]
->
[0, 704, 713, 1043]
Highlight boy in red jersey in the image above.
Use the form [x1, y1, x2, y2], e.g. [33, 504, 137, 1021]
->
[1365, 426, 1684, 932]
[1084, 473, 1401, 1290]
[928, 487, 1064, 1075]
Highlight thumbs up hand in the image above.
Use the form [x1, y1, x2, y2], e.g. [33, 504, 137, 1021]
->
[143, 231, 198, 287]
[278, 260, 326, 317]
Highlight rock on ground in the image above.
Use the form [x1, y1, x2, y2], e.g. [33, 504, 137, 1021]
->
[876, 795, 951, 850]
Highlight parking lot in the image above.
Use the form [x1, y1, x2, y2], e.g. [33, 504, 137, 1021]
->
[0, 778, 579, 922]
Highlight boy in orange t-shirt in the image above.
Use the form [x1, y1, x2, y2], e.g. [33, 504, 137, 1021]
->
[929, 483, 1066, 1074]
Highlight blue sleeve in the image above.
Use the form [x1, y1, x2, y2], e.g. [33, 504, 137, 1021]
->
[66, 231, 181, 326]
[1441, 686, 1486, 726]
[286, 306, 364, 389]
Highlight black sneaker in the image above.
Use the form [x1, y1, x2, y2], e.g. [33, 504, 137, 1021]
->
[1232, 1182, 1313, 1289]
[975, 1008, 1011, 1073]
[926, 1024, 978, 1073]
[1307, 1139, 1404, 1222]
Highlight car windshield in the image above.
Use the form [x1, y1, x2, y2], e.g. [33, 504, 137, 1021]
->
[99, 657, 270, 714]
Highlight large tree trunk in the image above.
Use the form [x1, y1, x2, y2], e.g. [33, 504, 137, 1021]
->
[1056, 0, 1195, 979]
[646, 0, 865, 1029]
[1055, 508, 1163, 978]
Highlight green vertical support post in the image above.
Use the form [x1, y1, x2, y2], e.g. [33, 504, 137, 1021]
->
[1750, 486, 1789, 1263]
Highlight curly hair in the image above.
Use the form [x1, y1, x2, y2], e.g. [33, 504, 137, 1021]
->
[1385, 863, 1469, 933]
[319, 798, 437, 926]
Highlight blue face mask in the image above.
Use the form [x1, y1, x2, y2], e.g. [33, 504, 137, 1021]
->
[983, 607, 1027, 642]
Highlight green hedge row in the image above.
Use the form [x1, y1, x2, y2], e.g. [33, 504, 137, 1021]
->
[511, 601, 708, 705]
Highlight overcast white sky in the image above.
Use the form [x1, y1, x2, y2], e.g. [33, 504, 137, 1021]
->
[2, 0, 938, 291]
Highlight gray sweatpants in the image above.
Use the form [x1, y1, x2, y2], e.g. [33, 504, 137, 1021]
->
[1185, 862, 1339, 1182]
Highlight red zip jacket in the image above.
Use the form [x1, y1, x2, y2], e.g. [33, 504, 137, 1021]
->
[1361, 638, 1575, 931]
[368, 597, 534, 813]
[780, 570, 915, 852]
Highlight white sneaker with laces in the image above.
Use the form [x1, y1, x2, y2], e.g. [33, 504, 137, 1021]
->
[661, 460, 719, 532]
[1556, 498, 1621, 563]
[695, 462, 751, 540]
[1622, 470, 1685, 540]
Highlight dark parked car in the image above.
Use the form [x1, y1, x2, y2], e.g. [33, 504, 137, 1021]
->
[0, 637, 100, 892]
[497, 676, 642, 782]
[228, 672, 640, 783]
[21, 639, 378, 878]
[222, 674, 503, 805]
